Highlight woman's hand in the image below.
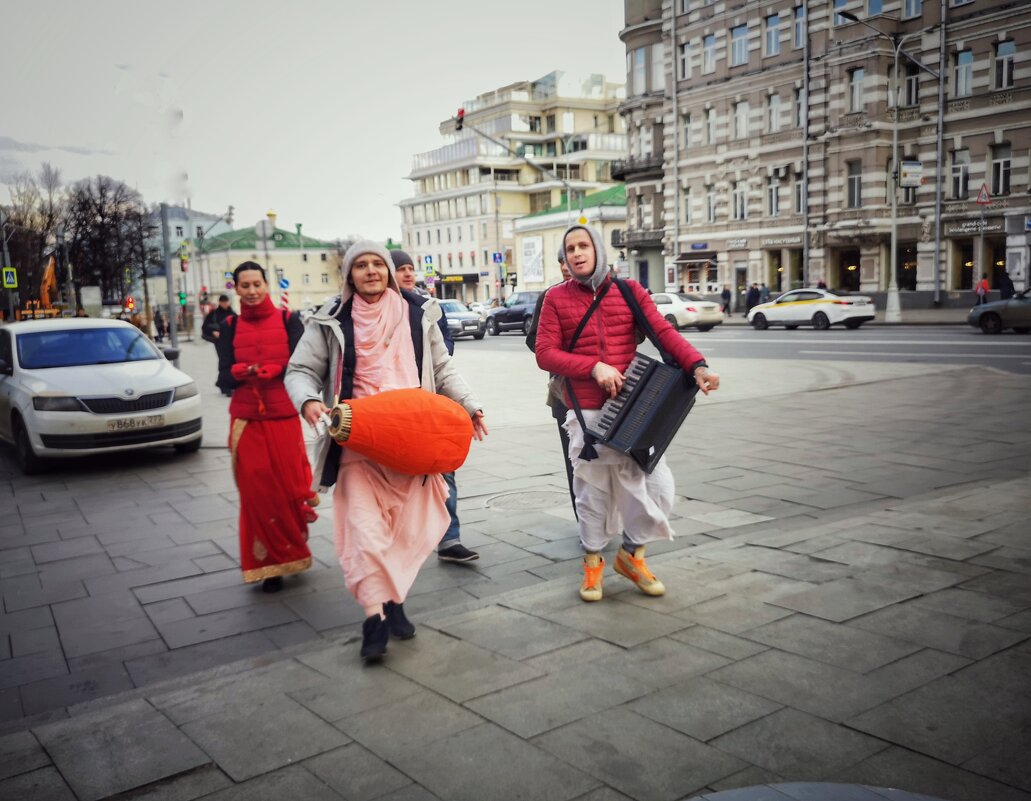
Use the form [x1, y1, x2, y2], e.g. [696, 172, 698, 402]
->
[302, 399, 330, 427]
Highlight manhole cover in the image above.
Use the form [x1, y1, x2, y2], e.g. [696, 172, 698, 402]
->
[487, 491, 569, 511]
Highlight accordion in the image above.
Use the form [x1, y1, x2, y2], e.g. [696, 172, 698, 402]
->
[586, 352, 698, 473]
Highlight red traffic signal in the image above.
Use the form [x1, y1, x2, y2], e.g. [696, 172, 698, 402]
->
[125, 296, 136, 311]
[456, 108, 465, 131]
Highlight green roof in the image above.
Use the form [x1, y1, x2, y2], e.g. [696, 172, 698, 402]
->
[524, 184, 627, 219]
[196, 228, 336, 253]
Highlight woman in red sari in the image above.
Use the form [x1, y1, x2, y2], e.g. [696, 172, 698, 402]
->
[216, 262, 317, 592]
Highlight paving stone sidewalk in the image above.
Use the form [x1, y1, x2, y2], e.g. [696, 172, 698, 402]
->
[1, 355, 1029, 800]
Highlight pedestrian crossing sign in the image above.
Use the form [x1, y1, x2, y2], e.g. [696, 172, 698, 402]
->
[975, 183, 991, 205]
[2, 267, 16, 289]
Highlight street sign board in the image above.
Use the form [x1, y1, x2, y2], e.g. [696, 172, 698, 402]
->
[423, 255, 433, 265]
[1, 267, 16, 289]
[975, 183, 992, 205]
[492, 252, 503, 264]
[225, 281, 234, 289]
[279, 278, 290, 289]
[899, 160, 923, 188]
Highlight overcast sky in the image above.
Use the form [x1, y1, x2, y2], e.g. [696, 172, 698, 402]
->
[2, 0, 626, 242]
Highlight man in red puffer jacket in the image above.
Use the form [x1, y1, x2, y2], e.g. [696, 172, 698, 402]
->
[535, 225, 720, 603]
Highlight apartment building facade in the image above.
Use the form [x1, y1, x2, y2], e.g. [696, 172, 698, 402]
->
[620, 0, 1030, 307]
[398, 71, 627, 303]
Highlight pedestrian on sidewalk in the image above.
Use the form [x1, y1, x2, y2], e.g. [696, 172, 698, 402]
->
[286, 241, 487, 662]
[154, 309, 167, 342]
[204, 295, 236, 395]
[526, 248, 577, 518]
[999, 271, 1015, 300]
[390, 249, 479, 564]
[720, 284, 731, 314]
[535, 224, 720, 603]
[974, 273, 990, 305]
[215, 262, 317, 595]
[744, 283, 760, 316]
[759, 283, 771, 303]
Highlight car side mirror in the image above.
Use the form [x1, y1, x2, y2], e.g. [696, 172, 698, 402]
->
[161, 347, 180, 361]
[0, 358, 11, 375]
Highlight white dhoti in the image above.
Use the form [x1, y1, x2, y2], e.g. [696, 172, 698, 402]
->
[565, 409, 675, 554]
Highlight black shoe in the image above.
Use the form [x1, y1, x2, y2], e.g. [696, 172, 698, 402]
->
[383, 601, 415, 639]
[360, 614, 389, 662]
[438, 543, 479, 563]
[261, 576, 283, 593]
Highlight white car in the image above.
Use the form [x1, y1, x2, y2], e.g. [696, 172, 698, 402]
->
[748, 288, 876, 330]
[651, 292, 726, 331]
[0, 319, 203, 474]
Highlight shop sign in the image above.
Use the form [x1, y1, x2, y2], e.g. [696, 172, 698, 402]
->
[761, 236, 802, 246]
[945, 220, 1003, 236]
[690, 242, 708, 250]
[727, 239, 748, 249]
[441, 275, 464, 283]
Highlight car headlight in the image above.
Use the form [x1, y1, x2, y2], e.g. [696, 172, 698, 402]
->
[173, 382, 199, 401]
[33, 396, 83, 412]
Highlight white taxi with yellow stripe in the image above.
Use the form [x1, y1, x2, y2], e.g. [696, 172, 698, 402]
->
[748, 288, 876, 331]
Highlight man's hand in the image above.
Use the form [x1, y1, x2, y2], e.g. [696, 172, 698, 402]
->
[694, 366, 720, 395]
[302, 399, 330, 427]
[591, 362, 624, 399]
[212, 331, 220, 339]
[471, 410, 489, 441]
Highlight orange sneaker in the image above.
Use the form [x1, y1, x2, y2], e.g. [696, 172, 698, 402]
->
[580, 553, 604, 602]
[614, 546, 666, 596]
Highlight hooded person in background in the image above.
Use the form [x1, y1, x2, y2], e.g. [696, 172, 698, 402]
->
[390, 249, 479, 564]
[203, 295, 236, 395]
[535, 224, 719, 604]
[286, 241, 487, 662]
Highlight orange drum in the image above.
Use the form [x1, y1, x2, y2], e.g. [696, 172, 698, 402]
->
[328, 388, 473, 475]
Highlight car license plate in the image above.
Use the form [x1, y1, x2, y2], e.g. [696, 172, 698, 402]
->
[855, 301, 868, 306]
[107, 414, 165, 432]
[464, 322, 478, 329]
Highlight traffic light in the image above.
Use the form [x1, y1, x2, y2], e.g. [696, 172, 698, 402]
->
[456, 108, 465, 131]
[178, 291, 187, 307]
[125, 296, 135, 312]
[508, 273, 518, 287]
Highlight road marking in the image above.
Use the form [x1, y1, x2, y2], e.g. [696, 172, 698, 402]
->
[799, 350, 1031, 359]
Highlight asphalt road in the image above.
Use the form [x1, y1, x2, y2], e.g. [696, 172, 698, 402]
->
[457, 325, 1031, 375]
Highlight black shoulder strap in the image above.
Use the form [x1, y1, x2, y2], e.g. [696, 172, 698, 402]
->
[612, 279, 676, 366]
[563, 280, 613, 463]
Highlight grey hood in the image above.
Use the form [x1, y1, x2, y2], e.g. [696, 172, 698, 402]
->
[562, 224, 609, 291]
[339, 240, 399, 304]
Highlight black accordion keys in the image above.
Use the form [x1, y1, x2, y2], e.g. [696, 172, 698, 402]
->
[586, 352, 698, 473]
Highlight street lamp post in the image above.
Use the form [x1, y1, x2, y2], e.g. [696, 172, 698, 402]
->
[840, 12, 940, 323]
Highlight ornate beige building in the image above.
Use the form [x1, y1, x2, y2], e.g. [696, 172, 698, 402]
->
[620, 0, 1030, 308]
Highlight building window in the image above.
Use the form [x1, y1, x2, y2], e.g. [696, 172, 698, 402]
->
[991, 144, 1011, 195]
[833, 0, 847, 26]
[651, 43, 664, 91]
[767, 94, 782, 133]
[706, 185, 717, 222]
[683, 188, 692, 223]
[794, 87, 806, 127]
[794, 173, 805, 213]
[703, 34, 716, 74]
[995, 41, 1015, 90]
[529, 116, 541, 133]
[732, 181, 748, 220]
[546, 114, 556, 133]
[416, 231, 421, 246]
[868, 0, 883, 14]
[321, 273, 329, 284]
[630, 48, 646, 95]
[793, 5, 805, 49]
[682, 113, 693, 148]
[767, 176, 780, 217]
[734, 101, 750, 139]
[195, 226, 203, 238]
[679, 42, 691, 80]
[731, 25, 748, 67]
[847, 161, 862, 208]
[904, 64, 919, 106]
[447, 228, 452, 243]
[765, 14, 780, 56]
[706, 107, 718, 144]
[320, 253, 327, 262]
[302, 273, 310, 285]
[471, 252, 476, 267]
[849, 68, 865, 111]
[951, 149, 969, 198]
[903, 0, 922, 18]
[175, 226, 184, 238]
[954, 50, 973, 97]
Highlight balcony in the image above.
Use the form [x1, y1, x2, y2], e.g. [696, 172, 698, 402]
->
[622, 227, 664, 247]
[611, 154, 664, 181]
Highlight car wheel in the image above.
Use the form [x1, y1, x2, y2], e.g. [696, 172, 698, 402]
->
[473, 332, 485, 340]
[979, 313, 1003, 335]
[14, 421, 46, 475]
[523, 317, 533, 336]
[844, 320, 863, 329]
[664, 314, 679, 330]
[174, 436, 202, 454]
[785, 325, 799, 330]
[696, 325, 714, 332]
[812, 311, 831, 331]
[751, 313, 768, 330]
[486, 318, 499, 336]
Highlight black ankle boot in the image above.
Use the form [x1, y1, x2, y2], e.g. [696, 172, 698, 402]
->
[261, 576, 283, 593]
[383, 601, 415, 640]
[360, 614, 389, 661]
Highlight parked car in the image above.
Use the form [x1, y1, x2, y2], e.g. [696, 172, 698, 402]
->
[467, 301, 489, 318]
[748, 288, 876, 330]
[485, 290, 543, 336]
[650, 292, 725, 331]
[439, 300, 486, 340]
[0, 319, 203, 474]
[967, 289, 1031, 334]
